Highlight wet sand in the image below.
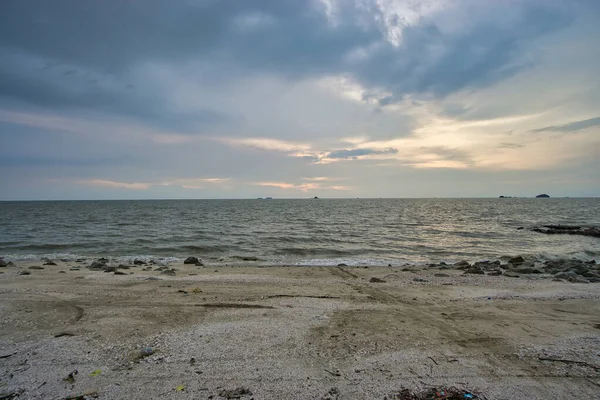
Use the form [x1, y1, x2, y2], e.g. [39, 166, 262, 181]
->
[1, 261, 599, 399]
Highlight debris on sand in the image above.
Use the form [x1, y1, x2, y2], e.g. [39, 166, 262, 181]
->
[321, 387, 340, 400]
[370, 277, 386, 283]
[389, 387, 486, 400]
[63, 369, 78, 384]
[218, 386, 252, 399]
[62, 390, 99, 400]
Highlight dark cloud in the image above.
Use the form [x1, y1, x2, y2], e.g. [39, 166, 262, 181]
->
[0, 0, 574, 122]
[326, 147, 398, 160]
[532, 116, 600, 133]
[0, 47, 227, 131]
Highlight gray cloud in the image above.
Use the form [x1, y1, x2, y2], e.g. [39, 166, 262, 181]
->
[532, 116, 600, 133]
[0, 0, 574, 122]
[326, 147, 398, 160]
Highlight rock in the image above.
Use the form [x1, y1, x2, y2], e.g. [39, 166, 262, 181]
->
[195, 262, 204, 266]
[102, 266, 117, 273]
[413, 278, 429, 282]
[19, 271, 31, 275]
[369, 277, 386, 283]
[536, 193, 550, 198]
[160, 269, 176, 276]
[454, 260, 470, 269]
[554, 271, 589, 283]
[531, 225, 600, 238]
[463, 267, 484, 275]
[29, 266, 44, 270]
[43, 261, 57, 266]
[59, 271, 66, 274]
[118, 264, 130, 269]
[69, 268, 80, 271]
[582, 271, 600, 279]
[183, 257, 199, 264]
[0, 259, 14, 268]
[434, 273, 450, 277]
[97, 257, 109, 263]
[337, 263, 348, 267]
[88, 261, 106, 270]
[542, 260, 564, 274]
[508, 256, 525, 265]
[488, 270, 503, 276]
[114, 271, 127, 275]
[512, 265, 543, 274]
[133, 259, 147, 265]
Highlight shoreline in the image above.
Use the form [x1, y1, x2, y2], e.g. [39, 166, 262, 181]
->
[1, 260, 599, 399]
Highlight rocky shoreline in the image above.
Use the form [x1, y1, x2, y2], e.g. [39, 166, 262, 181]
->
[2, 254, 599, 284]
[530, 225, 600, 238]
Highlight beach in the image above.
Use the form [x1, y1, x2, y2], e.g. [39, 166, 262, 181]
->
[1, 260, 599, 399]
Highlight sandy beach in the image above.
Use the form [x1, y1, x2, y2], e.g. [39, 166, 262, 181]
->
[1, 260, 599, 399]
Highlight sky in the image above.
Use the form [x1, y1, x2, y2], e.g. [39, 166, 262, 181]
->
[0, 0, 599, 200]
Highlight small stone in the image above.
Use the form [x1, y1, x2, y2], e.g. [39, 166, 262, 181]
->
[133, 259, 147, 265]
[19, 271, 31, 275]
[454, 260, 470, 268]
[114, 271, 127, 275]
[43, 261, 57, 266]
[102, 266, 117, 273]
[369, 277, 386, 283]
[128, 347, 154, 362]
[413, 278, 429, 282]
[183, 257, 199, 264]
[337, 263, 348, 267]
[59, 271, 66, 274]
[29, 266, 45, 270]
[434, 273, 449, 277]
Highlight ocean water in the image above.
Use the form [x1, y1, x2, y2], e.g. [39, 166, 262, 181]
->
[0, 198, 599, 266]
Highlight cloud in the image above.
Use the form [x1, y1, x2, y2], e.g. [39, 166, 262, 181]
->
[220, 137, 311, 152]
[0, 0, 575, 122]
[255, 181, 351, 192]
[77, 177, 231, 190]
[325, 147, 399, 159]
[531, 116, 600, 133]
[78, 179, 151, 190]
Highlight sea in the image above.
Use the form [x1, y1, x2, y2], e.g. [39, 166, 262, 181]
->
[1, 198, 599, 266]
